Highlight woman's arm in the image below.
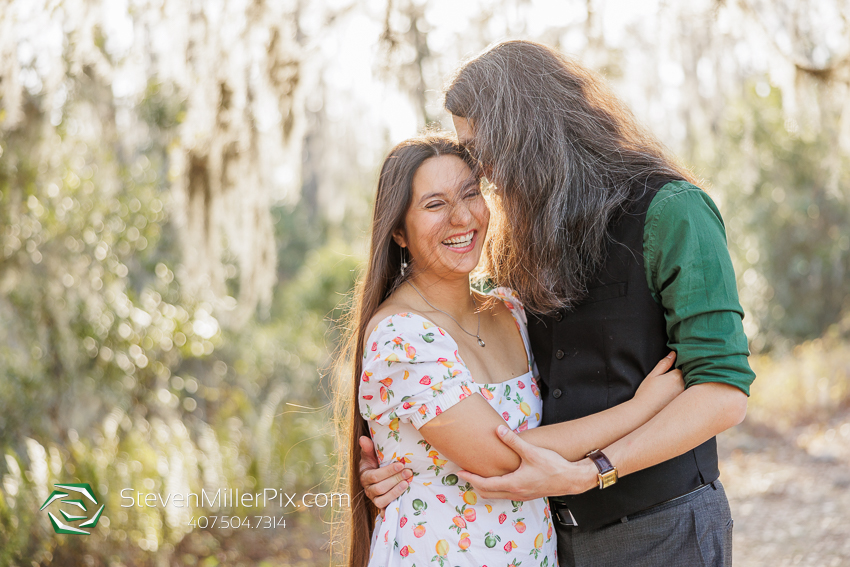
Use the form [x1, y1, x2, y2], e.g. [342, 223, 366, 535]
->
[518, 352, 682, 461]
[357, 312, 525, 482]
[417, 393, 522, 477]
[360, 352, 683, 505]
[603, 381, 746, 478]
[456, 382, 746, 501]
[358, 401, 524, 510]
[428, 352, 682, 474]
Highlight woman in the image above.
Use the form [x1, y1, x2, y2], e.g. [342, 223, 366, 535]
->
[340, 132, 684, 567]
[360, 41, 755, 567]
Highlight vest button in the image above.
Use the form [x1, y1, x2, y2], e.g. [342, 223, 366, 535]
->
[552, 389, 562, 399]
[555, 312, 563, 322]
[555, 350, 565, 359]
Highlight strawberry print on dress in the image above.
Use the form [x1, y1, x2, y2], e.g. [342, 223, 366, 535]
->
[359, 287, 558, 567]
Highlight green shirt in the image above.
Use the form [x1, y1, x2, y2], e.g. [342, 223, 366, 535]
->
[644, 181, 756, 395]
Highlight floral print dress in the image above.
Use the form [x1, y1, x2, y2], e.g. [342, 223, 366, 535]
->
[359, 288, 558, 567]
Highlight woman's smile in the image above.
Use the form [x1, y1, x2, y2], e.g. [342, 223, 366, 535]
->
[441, 229, 477, 252]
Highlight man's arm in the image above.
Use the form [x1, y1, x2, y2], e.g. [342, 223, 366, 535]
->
[456, 183, 756, 499]
[605, 182, 753, 475]
[604, 382, 746, 477]
[455, 382, 746, 500]
[360, 354, 684, 504]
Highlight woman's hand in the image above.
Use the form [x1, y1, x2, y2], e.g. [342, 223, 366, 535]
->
[633, 352, 684, 413]
[358, 355, 682, 508]
[358, 436, 413, 511]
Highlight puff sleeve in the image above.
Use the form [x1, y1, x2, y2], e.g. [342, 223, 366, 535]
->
[358, 313, 477, 430]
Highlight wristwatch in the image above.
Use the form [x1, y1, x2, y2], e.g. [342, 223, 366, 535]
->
[586, 449, 618, 489]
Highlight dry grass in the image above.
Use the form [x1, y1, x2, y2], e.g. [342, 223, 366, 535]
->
[718, 330, 850, 566]
[746, 334, 850, 428]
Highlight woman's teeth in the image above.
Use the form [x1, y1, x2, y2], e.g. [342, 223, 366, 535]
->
[442, 232, 474, 248]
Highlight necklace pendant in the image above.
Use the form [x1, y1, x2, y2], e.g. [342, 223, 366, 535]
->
[478, 338, 486, 347]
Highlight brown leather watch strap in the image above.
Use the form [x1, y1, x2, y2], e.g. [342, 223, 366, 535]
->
[586, 449, 618, 489]
[586, 449, 614, 472]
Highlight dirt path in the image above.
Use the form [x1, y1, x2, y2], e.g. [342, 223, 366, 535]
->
[718, 409, 850, 566]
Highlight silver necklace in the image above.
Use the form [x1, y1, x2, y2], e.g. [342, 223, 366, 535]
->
[406, 281, 485, 347]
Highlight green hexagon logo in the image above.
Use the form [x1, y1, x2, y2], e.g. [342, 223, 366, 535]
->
[40, 483, 104, 535]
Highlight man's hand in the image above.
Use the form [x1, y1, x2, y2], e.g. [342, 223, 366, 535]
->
[455, 425, 598, 500]
[359, 436, 413, 510]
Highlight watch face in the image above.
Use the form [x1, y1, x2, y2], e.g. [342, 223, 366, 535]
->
[588, 449, 617, 488]
[599, 469, 618, 489]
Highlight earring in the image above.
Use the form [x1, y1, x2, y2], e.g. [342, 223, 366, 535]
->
[400, 248, 408, 277]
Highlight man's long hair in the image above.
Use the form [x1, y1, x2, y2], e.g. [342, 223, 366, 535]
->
[445, 40, 697, 314]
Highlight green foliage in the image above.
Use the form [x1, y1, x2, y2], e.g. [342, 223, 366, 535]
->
[0, 87, 177, 445]
[714, 82, 850, 348]
[0, 55, 358, 567]
[138, 80, 187, 132]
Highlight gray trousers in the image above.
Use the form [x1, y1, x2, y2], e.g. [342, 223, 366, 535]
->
[556, 481, 733, 567]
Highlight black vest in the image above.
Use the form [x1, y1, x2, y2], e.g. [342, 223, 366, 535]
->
[527, 182, 719, 531]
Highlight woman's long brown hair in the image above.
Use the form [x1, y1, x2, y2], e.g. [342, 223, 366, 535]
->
[445, 40, 698, 314]
[331, 133, 476, 567]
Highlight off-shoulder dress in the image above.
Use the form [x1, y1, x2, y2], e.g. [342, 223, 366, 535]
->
[358, 287, 558, 567]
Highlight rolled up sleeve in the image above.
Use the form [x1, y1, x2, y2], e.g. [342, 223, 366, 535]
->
[644, 181, 756, 395]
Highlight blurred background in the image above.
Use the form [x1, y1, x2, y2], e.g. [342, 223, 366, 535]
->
[1, 0, 849, 565]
